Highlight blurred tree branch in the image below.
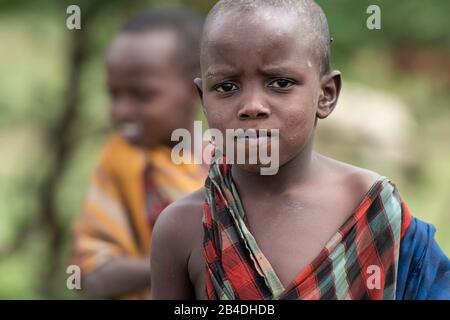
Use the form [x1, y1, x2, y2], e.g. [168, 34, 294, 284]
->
[37, 5, 92, 298]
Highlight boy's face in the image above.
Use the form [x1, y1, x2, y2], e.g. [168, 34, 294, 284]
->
[106, 30, 198, 149]
[197, 9, 340, 171]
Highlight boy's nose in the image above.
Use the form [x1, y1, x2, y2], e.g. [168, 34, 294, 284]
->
[112, 98, 137, 121]
[238, 97, 270, 120]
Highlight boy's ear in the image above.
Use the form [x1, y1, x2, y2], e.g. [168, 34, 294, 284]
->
[193, 78, 204, 104]
[317, 70, 341, 119]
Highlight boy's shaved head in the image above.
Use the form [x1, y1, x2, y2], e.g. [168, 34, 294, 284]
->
[121, 8, 204, 78]
[202, 0, 331, 75]
[106, 8, 204, 148]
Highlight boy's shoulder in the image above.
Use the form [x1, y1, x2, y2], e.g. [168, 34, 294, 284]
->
[158, 187, 205, 220]
[314, 154, 383, 219]
[152, 187, 205, 255]
[151, 188, 206, 298]
[317, 153, 382, 191]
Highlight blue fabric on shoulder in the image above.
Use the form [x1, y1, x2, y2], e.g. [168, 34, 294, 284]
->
[396, 217, 450, 300]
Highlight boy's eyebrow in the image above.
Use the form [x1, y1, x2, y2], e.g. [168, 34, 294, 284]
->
[258, 63, 304, 76]
[205, 66, 239, 80]
[204, 62, 307, 80]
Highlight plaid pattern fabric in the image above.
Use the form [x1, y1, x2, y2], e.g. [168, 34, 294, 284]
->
[203, 153, 412, 300]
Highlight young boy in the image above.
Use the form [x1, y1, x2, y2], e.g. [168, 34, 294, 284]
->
[150, 0, 450, 299]
[71, 8, 207, 299]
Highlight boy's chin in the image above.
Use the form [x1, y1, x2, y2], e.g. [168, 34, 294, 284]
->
[233, 162, 279, 176]
[120, 134, 160, 150]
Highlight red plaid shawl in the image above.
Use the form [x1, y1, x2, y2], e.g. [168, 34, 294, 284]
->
[203, 155, 412, 300]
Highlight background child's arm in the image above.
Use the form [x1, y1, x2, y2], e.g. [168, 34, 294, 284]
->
[82, 257, 150, 298]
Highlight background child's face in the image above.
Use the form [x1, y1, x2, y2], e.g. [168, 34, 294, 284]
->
[199, 9, 325, 170]
[106, 30, 198, 149]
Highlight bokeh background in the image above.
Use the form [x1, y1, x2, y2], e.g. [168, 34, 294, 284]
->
[0, 0, 449, 298]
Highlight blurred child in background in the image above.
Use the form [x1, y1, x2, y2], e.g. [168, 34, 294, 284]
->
[71, 7, 206, 299]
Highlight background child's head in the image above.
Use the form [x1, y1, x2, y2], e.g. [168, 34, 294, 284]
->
[196, 0, 341, 171]
[106, 7, 203, 149]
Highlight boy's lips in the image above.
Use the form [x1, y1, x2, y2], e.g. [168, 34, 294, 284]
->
[233, 128, 279, 139]
[118, 122, 143, 140]
[233, 129, 279, 148]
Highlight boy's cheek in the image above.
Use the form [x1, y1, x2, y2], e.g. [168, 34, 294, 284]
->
[204, 107, 229, 128]
[282, 109, 315, 142]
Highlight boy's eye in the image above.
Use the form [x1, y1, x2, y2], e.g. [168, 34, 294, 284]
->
[268, 79, 295, 89]
[215, 82, 238, 93]
[108, 88, 119, 100]
[132, 88, 156, 103]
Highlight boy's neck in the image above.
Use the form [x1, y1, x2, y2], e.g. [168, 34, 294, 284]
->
[231, 137, 317, 196]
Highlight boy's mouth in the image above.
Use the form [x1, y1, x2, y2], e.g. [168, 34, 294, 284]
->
[118, 122, 143, 141]
[234, 129, 278, 139]
[232, 129, 280, 149]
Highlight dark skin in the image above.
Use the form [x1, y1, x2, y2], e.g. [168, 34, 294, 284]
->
[106, 30, 199, 149]
[82, 29, 200, 299]
[151, 9, 380, 299]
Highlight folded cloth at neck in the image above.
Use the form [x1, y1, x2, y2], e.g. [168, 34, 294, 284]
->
[203, 152, 412, 300]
